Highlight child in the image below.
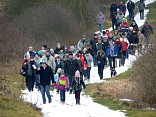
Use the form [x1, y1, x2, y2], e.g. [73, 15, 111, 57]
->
[57, 72, 68, 103]
[72, 70, 86, 105]
[55, 68, 62, 93]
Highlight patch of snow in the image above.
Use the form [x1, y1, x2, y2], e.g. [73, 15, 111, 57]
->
[119, 99, 134, 102]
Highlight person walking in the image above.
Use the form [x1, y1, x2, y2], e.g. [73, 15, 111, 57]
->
[97, 50, 107, 80]
[97, 11, 105, 32]
[57, 72, 68, 103]
[72, 70, 86, 105]
[22, 56, 38, 92]
[138, 0, 145, 20]
[110, 12, 117, 30]
[84, 50, 93, 82]
[106, 41, 118, 77]
[127, 0, 135, 20]
[64, 53, 81, 94]
[90, 34, 98, 66]
[141, 22, 153, 48]
[37, 60, 55, 104]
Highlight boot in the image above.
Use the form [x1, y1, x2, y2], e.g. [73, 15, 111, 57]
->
[69, 89, 72, 94]
[76, 98, 78, 105]
[115, 61, 117, 68]
[78, 98, 80, 105]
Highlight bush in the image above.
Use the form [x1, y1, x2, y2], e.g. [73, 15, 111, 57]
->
[132, 26, 156, 106]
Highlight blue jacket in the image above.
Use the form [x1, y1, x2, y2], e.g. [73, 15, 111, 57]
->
[54, 73, 60, 83]
[106, 45, 118, 57]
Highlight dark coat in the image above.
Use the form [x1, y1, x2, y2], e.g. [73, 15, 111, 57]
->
[72, 77, 86, 91]
[22, 61, 38, 77]
[96, 43, 105, 52]
[129, 32, 139, 44]
[110, 3, 118, 13]
[90, 38, 98, 52]
[103, 41, 109, 53]
[97, 50, 106, 67]
[127, 2, 135, 12]
[37, 65, 55, 86]
[118, 4, 126, 14]
[55, 60, 64, 72]
[110, 12, 117, 22]
[108, 37, 115, 43]
[115, 41, 123, 58]
[64, 58, 81, 75]
[121, 26, 129, 33]
[87, 48, 94, 57]
[54, 47, 60, 54]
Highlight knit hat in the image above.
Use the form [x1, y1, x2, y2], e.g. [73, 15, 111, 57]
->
[60, 46, 64, 50]
[94, 34, 97, 36]
[63, 55, 67, 58]
[103, 31, 106, 34]
[78, 50, 82, 54]
[145, 21, 148, 24]
[40, 59, 46, 64]
[60, 71, 65, 76]
[129, 27, 133, 30]
[69, 52, 73, 56]
[75, 70, 80, 77]
[46, 49, 51, 53]
[41, 50, 45, 53]
[43, 45, 47, 49]
[57, 43, 61, 46]
[103, 37, 107, 40]
[85, 50, 89, 54]
[82, 35, 86, 38]
[124, 23, 127, 25]
[116, 37, 120, 41]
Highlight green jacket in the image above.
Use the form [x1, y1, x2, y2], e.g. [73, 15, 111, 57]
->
[42, 55, 56, 72]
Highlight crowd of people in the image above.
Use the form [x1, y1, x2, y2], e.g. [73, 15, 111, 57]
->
[20, 0, 153, 105]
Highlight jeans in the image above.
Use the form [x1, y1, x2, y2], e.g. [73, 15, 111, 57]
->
[126, 48, 129, 59]
[98, 66, 104, 79]
[140, 10, 144, 19]
[86, 67, 91, 80]
[108, 56, 115, 71]
[60, 90, 65, 102]
[129, 11, 134, 20]
[67, 74, 75, 88]
[98, 24, 103, 32]
[35, 74, 40, 87]
[40, 85, 51, 103]
[93, 51, 97, 66]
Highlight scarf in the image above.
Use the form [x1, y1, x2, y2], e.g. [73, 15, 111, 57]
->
[110, 46, 114, 57]
[46, 55, 50, 61]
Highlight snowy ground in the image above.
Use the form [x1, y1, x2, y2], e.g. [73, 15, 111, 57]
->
[21, 0, 156, 117]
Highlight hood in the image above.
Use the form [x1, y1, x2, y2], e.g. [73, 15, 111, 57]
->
[97, 50, 105, 57]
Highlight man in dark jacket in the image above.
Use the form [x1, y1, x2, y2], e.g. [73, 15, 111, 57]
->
[37, 60, 55, 104]
[110, 1, 117, 14]
[118, 1, 126, 15]
[90, 34, 98, 66]
[141, 22, 153, 47]
[110, 12, 117, 30]
[22, 56, 38, 92]
[127, 0, 135, 20]
[64, 53, 81, 94]
[129, 29, 139, 55]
